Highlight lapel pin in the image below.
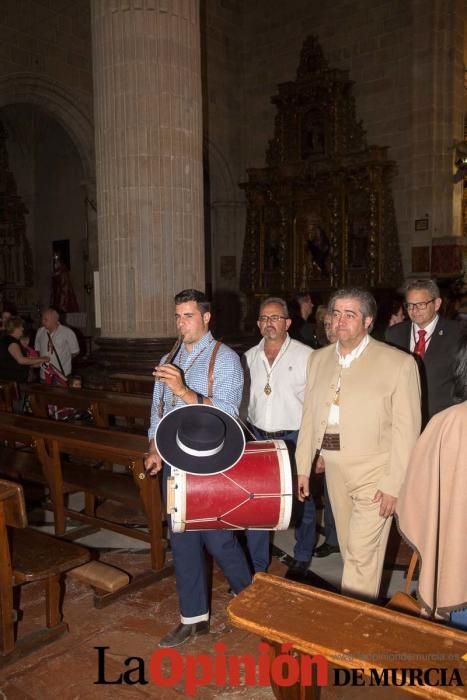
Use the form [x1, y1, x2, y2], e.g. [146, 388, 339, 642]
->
[439, 330, 443, 336]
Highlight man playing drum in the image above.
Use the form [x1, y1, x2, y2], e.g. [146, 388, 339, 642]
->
[145, 289, 251, 648]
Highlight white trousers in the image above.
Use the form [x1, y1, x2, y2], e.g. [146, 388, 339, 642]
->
[322, 449, 393, 601]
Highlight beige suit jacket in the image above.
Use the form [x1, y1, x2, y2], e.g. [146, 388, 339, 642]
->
[295, 337, 421, 496]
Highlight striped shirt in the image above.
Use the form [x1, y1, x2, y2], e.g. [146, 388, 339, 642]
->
[148, 331, 243, 441]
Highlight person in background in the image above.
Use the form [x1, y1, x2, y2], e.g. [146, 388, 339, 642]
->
[0, 317, 48, 411]
[0, 309, 13, 337]
[34, 307, 80, 381]
[396, 329, 467, 631]
[20, 330, 40, 383]
[289, 292, 320, 348]
[386, 278, 462, 422]
[371, 293, 405, 340]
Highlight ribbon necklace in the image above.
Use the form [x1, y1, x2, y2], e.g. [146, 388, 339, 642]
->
[262, 337, 291, 395]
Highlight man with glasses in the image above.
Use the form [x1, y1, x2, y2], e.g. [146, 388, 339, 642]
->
[241, 297, 315, 578]
[386, 279, 462, 421]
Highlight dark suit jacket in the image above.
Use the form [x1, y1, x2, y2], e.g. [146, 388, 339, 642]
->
[385, 317, 462, 421]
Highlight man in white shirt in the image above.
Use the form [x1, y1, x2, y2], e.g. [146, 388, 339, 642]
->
[385, 278, 463, 422]
[296, 288, 421, 600]
[35, 307, 80, 379]
[242, 297, 314, 576]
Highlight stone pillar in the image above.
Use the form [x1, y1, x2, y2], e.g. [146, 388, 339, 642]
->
[91, 0, 204, 340]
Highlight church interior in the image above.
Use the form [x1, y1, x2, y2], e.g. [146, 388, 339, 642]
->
[0, 0, 466, 696]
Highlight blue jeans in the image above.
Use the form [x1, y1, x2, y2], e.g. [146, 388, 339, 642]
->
[163, 465, 252, 621]
[247, 427, 316, 569]
[323, 475, 338, 547]
[450, 608, 467, 631]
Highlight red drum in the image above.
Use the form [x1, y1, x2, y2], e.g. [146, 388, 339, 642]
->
[167, 440, 292, 533]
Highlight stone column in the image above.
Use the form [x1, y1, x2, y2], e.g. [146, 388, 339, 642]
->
[91, 0, 204, 340]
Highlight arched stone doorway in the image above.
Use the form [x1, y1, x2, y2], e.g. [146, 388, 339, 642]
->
[0, 74, 96, 335]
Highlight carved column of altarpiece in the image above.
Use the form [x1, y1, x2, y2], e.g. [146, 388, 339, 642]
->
[240, 37, 403, 315]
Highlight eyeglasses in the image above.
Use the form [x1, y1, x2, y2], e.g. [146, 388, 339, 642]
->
[404, 299, 435, 311]
[258, 315, 288, 323]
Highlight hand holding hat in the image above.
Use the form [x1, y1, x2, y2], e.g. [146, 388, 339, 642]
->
[155, 404, 246, 475]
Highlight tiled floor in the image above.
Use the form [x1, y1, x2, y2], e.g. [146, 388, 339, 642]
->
[0, 501, 411, 699]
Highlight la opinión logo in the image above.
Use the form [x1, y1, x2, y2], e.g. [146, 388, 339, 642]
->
[94, 643, 328, 695]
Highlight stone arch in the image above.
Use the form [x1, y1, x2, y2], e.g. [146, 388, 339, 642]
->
[0, 73, 94, 181]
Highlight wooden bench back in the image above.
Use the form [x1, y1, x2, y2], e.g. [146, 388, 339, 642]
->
[0, 480, 27, 529]
[0, 381, 18, 413]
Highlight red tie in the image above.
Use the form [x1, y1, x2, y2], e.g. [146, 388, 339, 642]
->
[414, 329, 426, 359]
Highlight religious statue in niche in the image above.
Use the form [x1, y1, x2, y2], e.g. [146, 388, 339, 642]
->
[264, 226, 282, 272]
[51, 242, 79, 313]
[297, 210, 330, 287]
[301, 110, 326, 160]
[348, 222, 368, 268]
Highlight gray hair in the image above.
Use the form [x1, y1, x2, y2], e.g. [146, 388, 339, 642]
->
[404, 278, 440, 299]
[328, 288, 377, 330]
[259, 297, 289, 317]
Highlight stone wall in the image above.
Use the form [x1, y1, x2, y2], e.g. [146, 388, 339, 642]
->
[0, 0, 465, 339]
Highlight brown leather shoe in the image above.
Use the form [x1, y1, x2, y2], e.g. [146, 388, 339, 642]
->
[158, 621, 209, 648]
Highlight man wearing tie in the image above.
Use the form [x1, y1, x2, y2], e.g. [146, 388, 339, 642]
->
[385, 279, 462, 422]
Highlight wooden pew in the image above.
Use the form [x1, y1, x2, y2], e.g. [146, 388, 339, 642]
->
[0, 479, 89, 666]
[0, 380, 18, 413]
[110, 372, 155, 395]
[0, 413, 172, 605]
[228, 573, 466, 699]
[23, 383, 152, 433]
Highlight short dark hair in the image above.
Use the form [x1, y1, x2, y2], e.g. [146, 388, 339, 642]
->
[404, 278, 440, 299]
[328, 288, 377, 330]
[453, 329, 467, 401]
[174, 289, 210, 314]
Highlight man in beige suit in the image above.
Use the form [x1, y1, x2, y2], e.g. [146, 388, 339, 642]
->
[296, 288, 421, 601]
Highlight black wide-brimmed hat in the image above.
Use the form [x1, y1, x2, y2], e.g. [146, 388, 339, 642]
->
[155, 404, 245, 475]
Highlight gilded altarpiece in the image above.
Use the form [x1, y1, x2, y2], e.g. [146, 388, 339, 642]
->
[240, 37, 402, 314]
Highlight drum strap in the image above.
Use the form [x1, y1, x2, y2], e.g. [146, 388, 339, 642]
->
[207, 340, 222, 398]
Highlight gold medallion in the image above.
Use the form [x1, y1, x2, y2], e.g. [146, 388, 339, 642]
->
[264, 383, 272, 395]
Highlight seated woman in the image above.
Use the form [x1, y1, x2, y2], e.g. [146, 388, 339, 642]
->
[0, 317, 48, 411]
[396, 329, 467, 630]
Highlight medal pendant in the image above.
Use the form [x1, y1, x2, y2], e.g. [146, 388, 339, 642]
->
[264, 383, 272, 395]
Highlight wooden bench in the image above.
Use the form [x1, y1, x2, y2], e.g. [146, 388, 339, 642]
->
[228, 573, 466, 699]
[0, 380, 18, 413]
[110, 372, 155, 395]
[0, 479, 89, 667]
[23, 383, 152, 433]
[0, 412, 172, 605]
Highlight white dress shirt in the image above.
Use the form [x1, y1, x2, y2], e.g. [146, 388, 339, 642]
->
[35, 324, 80, 377]
[242, 335, 312, 432]
[327, 334, 370, 427]
[409, 315, 439, 352]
